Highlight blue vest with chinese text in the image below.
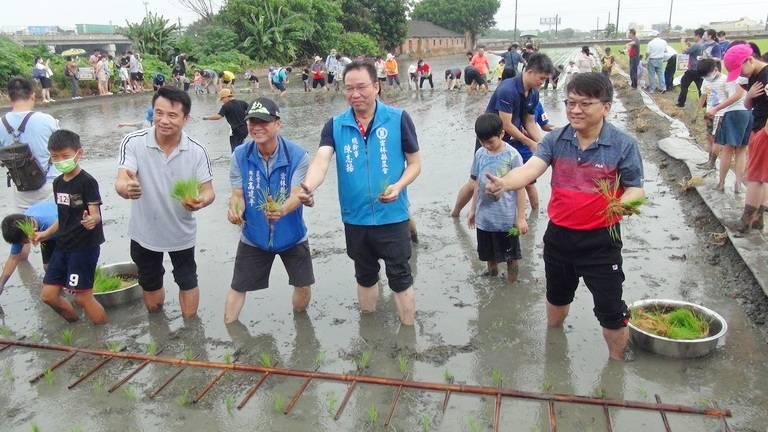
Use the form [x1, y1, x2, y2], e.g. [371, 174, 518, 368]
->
[332, 102, 409, 226]
[236, 136, 307, 252]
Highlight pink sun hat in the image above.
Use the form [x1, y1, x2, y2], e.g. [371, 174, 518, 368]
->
[723, 44, 753, 82]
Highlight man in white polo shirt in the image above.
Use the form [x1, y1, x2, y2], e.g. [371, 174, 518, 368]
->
[647, 35, 669, 93]
[115, 87, 215, 318]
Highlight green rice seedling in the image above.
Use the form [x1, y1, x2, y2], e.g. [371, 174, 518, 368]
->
[106, 341, 123, 353]
[466, 417, 483, 432]
[630, 307, 709, 340]
[175, 390, 192, 407]
[30, 332, 42, 343]
[593, 388, 607, 399]
[594, 175, 648, 241]
[443, 369, 454, 384]
[43, 369, 54, 386]
[491, 369, 503, 388]
[90, 375, 106, 393]
[378, 180, 393, 200]
[259, 352, 274, 368]
[3, 367, 14, 381]
[397, 353, 409, 376]
[0, 325, 13, 337]
[666, 308, 709, 340]
[170, 178, 199, 203]
[223, 351, 234, 364]
[356, 351, 371, 371]
[61, 329, 74, 346]
[146, 342, 158, 356]
[366, 403, 378, 425]
[16, 219, 36, 241]
[68, 427, 83, 432]
[506, 226, 520, 237]
[93, 268, 124, 293]
[542, 381, 553, 392]
[256, 187, 287, 213]
[224, 395, 235, 416]
[122, 385, 139, 401]
[420, 414, 432, 432]
[183, 349, 195, 361]
[31, 424, 41, 432]
[326, 393, 338, 416]
[314, 351, 326, 369]
[272, 393, 286, 413]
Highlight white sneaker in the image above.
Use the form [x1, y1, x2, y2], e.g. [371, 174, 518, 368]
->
[49, 99, 56, 102]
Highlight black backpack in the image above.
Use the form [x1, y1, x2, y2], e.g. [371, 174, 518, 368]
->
[0, 113, 49, 191]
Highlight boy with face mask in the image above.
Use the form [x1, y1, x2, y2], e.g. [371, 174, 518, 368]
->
[34, 129, 107, 324]
[696, 58, 727, 169]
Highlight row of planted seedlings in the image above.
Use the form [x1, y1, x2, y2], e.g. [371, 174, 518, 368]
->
[0, 327, 510, 432]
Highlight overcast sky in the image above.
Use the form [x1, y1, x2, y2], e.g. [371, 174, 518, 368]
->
[1, 0, 765, 33]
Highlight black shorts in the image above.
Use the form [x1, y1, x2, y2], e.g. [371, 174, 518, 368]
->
[378, 77, 387, 83]
[231, 241, 315, 292]
[130, 72, 140, 81]
[130, 240, 197, 292]
[328, 73, 336, 84]
[312, 78, 326, 88]
[465, 71, 486, 86]
[445, 71, 462, 80]
[477, 228, 521, 262]
[249, 75, 259, 82]
[43, 246, 100, 292]
[39, 77, 52, 89]
[136, 72, 144, 82]
[543, 222, 629, 330]
[344, 221, 413, 292]
[40, 239, 56, 265]
[274, 82, 286, 92]
[501, 68, 517, 80]
[230, 130, 248, 152]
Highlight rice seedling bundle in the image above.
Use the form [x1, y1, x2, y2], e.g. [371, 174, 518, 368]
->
[170, 178, 199, 203]
[630, 306, 710, 340]
[15, 219, 35, 240]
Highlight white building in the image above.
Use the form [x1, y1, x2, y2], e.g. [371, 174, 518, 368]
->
[707, 17, 763, 33]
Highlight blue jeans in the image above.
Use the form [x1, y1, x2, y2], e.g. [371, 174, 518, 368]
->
[629, 56, 639, 88]
[648, 58, 666, 91]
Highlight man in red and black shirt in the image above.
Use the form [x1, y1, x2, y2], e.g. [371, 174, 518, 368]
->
[625, 29, 640, 89]
[486, 73, 645, 360]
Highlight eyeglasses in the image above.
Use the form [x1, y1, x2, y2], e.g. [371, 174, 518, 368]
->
[343, 83, 375, 94]
[563, 100, 606, 111]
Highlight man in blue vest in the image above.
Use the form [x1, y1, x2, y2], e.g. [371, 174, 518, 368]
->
[298, 61, 421, 326]
[224, 97, 314, 324]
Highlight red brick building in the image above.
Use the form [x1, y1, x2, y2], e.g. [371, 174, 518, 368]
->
[397, 21, 470, 57]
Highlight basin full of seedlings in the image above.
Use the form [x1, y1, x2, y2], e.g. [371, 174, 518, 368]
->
[628, 299, 727, 359]
[92, 262, 141, 308]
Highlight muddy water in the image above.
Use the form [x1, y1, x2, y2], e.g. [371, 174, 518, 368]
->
[1, 53, 767, 432]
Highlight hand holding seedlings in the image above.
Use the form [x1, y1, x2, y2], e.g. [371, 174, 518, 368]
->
[515, 216, 529, 235]
[228, 196, 245, 225]
[378, 183, 401, 203]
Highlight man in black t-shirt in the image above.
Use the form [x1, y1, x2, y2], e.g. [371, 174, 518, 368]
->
[35, 130, 107, 325]
[203, 88, 250, 152]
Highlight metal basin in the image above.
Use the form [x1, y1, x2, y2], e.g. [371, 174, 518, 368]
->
[93, 262, 142, 308]
[628, 299, 727, 359]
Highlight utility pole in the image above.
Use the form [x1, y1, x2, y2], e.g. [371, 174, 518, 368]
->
[513, 0, 519, 42]
[608, 11, 611, 36]
[555, 14, 559, 36]
[616, 0, 621, 36]
[667, 0, 674, 33]
[596, 17, 600, 39]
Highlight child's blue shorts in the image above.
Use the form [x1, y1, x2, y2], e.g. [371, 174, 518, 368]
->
[43, 246, 100, 292]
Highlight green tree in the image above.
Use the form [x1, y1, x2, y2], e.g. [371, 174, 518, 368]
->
[411, 0, 500, 47]
[124, 13, 178, 57]
[604, 23, 616, 36]
[336, 32, 381, 57]
[287, 0, 343, 60]
[339, 0, 408, 51]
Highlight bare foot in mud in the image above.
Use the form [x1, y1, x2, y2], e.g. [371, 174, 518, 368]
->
[482, 269, 499, 277]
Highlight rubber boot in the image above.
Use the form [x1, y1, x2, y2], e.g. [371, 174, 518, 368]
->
[737, 205, 759, 233]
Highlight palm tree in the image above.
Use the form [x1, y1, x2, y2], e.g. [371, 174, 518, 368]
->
[125, 13, 179, 57]
[240, 0, 311, 61]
